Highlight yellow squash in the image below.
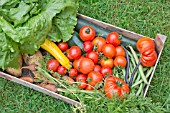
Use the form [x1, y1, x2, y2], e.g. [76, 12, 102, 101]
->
[41, 38, 72, 70]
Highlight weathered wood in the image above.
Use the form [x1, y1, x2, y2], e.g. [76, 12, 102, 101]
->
[77, 14, 145, 40]
[143, 34, 167, 97]
[0, 71, 82, 107]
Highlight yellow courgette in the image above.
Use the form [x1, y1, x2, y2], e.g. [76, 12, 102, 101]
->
[41, 38, 72, 70]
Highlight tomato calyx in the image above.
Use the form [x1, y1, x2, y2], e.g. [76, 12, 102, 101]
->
[116, 81, 123, 87]
[104, 56, 108, 61]
[86, 78, 92, 82]
[93, 45, 98, 51]
[85, 28, 90, 34]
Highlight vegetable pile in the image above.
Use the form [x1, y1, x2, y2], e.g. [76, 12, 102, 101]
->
[0, 0, 78, 70]
[7, 18, 158, 101]
[0, 1, 161, 111]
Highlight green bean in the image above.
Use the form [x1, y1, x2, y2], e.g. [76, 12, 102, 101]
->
[132, 70, 139, 84]
[122, 68, 126, 77]
[128, 51, 137, 66]
[128, 46, 148, 84]
[136, 83, 143, 96]
[132, 67, 153, 88]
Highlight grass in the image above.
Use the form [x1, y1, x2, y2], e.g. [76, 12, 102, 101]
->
[0, 0, 170, 112]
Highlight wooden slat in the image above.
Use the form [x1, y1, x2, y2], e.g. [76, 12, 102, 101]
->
[143, 34, 167, 97]
[0, 71, 82, 107]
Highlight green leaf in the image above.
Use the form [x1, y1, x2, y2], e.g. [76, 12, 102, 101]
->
[0, 31, 19, 70]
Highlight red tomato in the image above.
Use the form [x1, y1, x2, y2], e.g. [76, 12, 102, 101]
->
[115, 46, 126, 57]
[76, 74, 87, 89]
[93, 65, 101, 72]
[100, 67, 113, 77]
[68, 46, 82, 60]
[73, 56, 85, 72]
[87, 71, 103, 86]
[140, 50, 157, 67]
[69, 68, 78, 79]
[79, 58, 95, 74]
[92, 37, 106, 52]
[114, 56, 127, 68]
[106, 32, 120, 47]
[57, 66, 67, 76]
[46, 59, 60, 72]
[136, 37, 157, 67]
[86, 51, 99, 64]
[79, 26, 96, 41]
[104, 76, 129, 99]
[83, 41, 93, 52]
[85, 85, 94, 90]
[58, 42, 68, 51]
[102, 44, 116, 58]
[100, 57, 114, 68]
[136, 37, 155, 54]
[66, 49, 73, 61]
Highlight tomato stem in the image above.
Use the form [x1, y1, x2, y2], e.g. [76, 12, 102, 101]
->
[86, 78, 92, 82]
[116, 81, 123, 87]
[85, 28, 91, 34]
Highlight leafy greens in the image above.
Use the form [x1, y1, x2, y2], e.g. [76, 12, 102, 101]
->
[0, 0, 78, 70]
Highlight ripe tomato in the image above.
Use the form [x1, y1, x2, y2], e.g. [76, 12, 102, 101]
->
[66, 49, 73, 61]
[100, 67, 113, 77]
[115, 46, 126, 57]
[85, 85, 94, 90]
[93, 65, 101, 72]
[79, 26, 96, 41]
[76, 74, 87, 89]
[136, 37, 155, 54]
[83, 41, 93, 52]
[86, 51, 99, 64]
[69, 68, 78, 79]
[102, 44, 116, 58]
[46, 59, 60, 72]
[68, 46, 82, 60]
[100, 57, 114, 68]
[114, 56, 127, 68]
[104, 76, 129, 99]
[57, 66, 67, 76]
[92, 37, 106, 52]
[140, 50, 157, 67]
[73, 56, 85, 72]
[79, 58, 95, 74]
[58, 42, 68, 51]
[106, 32, 120, 47]
[136, 37, 157, 67]
[87, 71, 103, 86]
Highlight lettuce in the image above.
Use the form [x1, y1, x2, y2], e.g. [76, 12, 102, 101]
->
[0, 0, 78, 70]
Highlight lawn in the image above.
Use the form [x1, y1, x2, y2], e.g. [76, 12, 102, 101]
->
[0, 0, 170, 112]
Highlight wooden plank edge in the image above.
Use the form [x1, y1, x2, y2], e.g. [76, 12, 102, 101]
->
[143, 34, 167, 97]
[0, 71, 82, 107]
[77, 13, 145, 40]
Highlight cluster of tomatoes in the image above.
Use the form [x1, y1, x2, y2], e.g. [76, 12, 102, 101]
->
[46, 26, 130, 99]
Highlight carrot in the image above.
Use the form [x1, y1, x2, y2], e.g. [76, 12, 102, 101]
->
[20, 76, 34, 83]
[40, 84, 57, 92]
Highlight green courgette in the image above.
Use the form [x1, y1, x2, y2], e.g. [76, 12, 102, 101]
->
[75, 17, 137, 49]
[67, 31, 83, 50]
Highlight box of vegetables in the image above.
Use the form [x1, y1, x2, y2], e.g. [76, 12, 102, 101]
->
[0, 0, 167, 107]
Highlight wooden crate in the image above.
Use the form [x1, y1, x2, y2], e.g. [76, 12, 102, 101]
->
[0, 14, 167, 107]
